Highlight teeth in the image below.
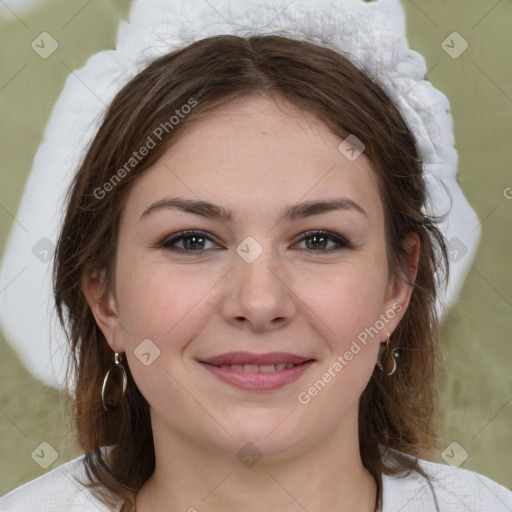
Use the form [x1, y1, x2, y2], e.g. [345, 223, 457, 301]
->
[218, 363, 300, 372]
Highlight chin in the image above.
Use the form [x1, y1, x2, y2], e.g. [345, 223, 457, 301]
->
[211, 411, 312, 459]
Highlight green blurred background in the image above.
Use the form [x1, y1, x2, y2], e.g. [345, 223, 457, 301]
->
[1, 0, 511, 496]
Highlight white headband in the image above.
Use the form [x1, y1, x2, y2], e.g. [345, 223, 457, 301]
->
[0, 0, 481, 388]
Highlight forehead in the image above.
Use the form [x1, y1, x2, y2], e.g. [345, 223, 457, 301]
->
[121, 94, 383, 226]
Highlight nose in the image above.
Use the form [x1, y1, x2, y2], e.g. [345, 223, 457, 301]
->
[221, 243, 298, 332]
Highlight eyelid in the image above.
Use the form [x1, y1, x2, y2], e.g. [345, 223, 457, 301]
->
[158, 229, 222, 250]
[156, 229, 352, 253]
[294, 230, 352, 251]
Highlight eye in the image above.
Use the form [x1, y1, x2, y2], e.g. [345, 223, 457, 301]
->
[156, 229, 352, 254]
[294, 230, 352, 252]
[158, 230, 221, 253]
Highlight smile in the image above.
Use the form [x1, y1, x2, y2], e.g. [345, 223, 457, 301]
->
[198, 353, 315, 391]
[216, 362, 299, 372]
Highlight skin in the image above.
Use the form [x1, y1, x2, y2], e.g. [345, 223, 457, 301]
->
[84, 94, 420, 512]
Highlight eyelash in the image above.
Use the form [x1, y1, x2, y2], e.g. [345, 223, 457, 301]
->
[157, 229, 352, 254]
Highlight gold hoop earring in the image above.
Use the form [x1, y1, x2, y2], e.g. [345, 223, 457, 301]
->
[377, 332, 400, 376]
[101, 352, 127, 412]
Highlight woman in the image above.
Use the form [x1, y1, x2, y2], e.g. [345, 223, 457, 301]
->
[0, 1, 510, 511]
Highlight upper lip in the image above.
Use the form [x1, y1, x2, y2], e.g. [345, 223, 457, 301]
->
[198, 351, 314, 366]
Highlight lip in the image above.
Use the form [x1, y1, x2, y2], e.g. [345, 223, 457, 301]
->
[197, 352, 315, 391]
[198, 351, 313, 366]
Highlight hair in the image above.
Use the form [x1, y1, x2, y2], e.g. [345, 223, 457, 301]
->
[53, 34, 449, 510]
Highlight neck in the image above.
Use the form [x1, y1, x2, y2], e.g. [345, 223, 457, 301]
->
[135, 408, 378, 512]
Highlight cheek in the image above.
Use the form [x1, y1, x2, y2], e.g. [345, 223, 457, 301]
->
[121, 264, 219, 336]
[303, 261, 388, 343]
[115, 262, 218, 399]
[295, 269, 386, 410]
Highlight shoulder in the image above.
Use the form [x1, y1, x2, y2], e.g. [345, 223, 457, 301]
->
[382, 454, 512, 512]
[0, 456, 111, 512]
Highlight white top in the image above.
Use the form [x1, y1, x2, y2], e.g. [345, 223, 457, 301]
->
[1, 455, 511, 511]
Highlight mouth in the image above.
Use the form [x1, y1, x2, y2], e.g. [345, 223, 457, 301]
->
[197, 352, 315, 391]
[211, 362, 303, 372]
[198, 351, 314, 367]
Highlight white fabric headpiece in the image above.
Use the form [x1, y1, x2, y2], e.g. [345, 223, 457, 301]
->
[0, 0, 481, 388]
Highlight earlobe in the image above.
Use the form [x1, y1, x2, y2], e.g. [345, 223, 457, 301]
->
[81, 270, 123, 352]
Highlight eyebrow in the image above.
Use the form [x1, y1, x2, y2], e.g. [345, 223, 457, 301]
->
[139, 196, 368, 222]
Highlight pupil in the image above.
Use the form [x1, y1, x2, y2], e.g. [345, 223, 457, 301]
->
[184, 236, 204, 250]
[307, 235, 327, 250]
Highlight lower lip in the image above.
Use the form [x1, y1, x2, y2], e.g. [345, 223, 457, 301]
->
[199, 361, 314, 391]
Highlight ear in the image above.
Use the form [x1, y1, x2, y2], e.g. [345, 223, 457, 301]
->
[82, 270, 125, 353]
[380, 232, 421, 340]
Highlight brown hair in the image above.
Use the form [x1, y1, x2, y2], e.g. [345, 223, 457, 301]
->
[53, 34, 449, 510]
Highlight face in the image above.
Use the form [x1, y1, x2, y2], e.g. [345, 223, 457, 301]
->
[86, 95, 416, 460]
